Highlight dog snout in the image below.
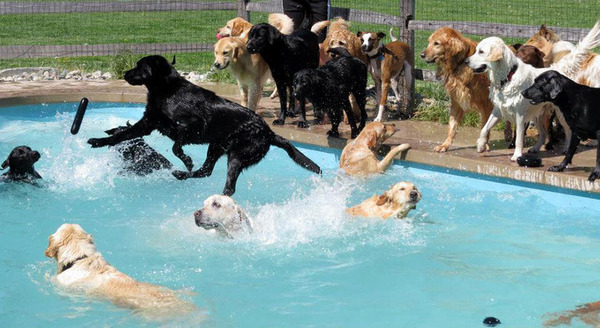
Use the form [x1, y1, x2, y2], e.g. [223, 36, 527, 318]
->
[31, 151, 40, 161]
[213, 61, 220, 69]
[194, 210, 203, 226]
[410, 190, 420, 202]
[464, 58, 470, 65]
[420, 51, 426, 59]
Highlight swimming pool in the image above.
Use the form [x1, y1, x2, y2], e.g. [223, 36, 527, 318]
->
[1, 102, 599, 327]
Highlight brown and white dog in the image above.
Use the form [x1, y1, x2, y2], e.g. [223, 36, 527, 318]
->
[346, 181, 421, 219]
[339, 122, 410, 177]
[45, 223, 195, 319]
[421, 27, 495, 153]
[357, 28, 413, 122]
[214, 37, 270, 111]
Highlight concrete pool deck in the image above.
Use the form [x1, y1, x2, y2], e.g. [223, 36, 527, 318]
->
[1, 79, 599, 195]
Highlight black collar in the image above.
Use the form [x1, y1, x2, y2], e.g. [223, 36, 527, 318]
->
[60, 255, 88, 273]
[499, 64, 518, 88]
[368, 50, 382, 60]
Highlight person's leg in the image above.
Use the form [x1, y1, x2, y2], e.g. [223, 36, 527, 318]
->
[309, 0, 329, 64]
[282, 0, 305, 30]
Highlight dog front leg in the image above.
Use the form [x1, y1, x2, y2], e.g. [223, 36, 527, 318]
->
[588, 131, 600, 181]
[223, 157, 243, 196]
[477, 109, 501, 154]
[549, 134, 580, 173]
[435, 100, 464, 152]
[554, 108, 572, 154]
[529, 113, 548, 154]
[376, 143, 410, 173]
[172, 142, 193, 171]
[272, 81, 288, 125]
[88, 115, 155, 148]
[511, 114, 526, 161]
[375, 78, 391, 122]
[248, 83, 263, 112]
[172, 143, 224, 180]
[327, 108, 342, 138]
[296, 98, 309, 128]
[341, 98, 359, 138]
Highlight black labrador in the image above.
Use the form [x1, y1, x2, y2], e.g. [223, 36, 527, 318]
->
[246, 5, 321, 127]
[105, 122, 172, 175]
[292, 47, 367, 138]
[1, 145, 42, 182]
[522, 70, 600, 181]
[87, 55, 321, 195]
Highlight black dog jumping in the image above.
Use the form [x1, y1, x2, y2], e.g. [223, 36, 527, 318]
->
[87, 55, 321, 195]
[292, 47, 367, 138]
[104, 122, 172, 176]
[246, 5, 324, 127]
[1, 145, 42, 182]
[522, 70, 600, 181]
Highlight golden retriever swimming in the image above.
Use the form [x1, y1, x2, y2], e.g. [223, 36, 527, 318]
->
[45, 223, 195, 319]
[543, 301, 600, 327]
[346, 181, 421, 219]
[214, 37, 270, 111]
[421, 27, 494, 153]
[339, 122, 410, 177]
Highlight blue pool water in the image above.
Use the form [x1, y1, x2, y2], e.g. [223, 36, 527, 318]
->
[1, 102, 599, 327]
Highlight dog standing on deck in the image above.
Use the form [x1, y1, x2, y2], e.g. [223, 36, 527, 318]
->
[357, 28, 413, 122]
[87, 55, 321, 196]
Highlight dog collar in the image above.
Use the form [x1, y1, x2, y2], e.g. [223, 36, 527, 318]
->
[500, 64, 518, 88]
[59, 255, 88, 273]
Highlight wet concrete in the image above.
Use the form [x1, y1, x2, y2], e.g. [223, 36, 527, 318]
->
[1, 79, 598, 195]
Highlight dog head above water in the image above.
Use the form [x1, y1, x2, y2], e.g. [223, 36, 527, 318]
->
[45, 223, 97, 274]
[194, 195, 253, 238]
[375, 182, 422, 218]
[360, 121, 397, 150]
[522, 70, 564, 105]
[1, 145, 42, 182]
[356, 31, 385, 55]
[124, 55, 180, 86]
[465, 37, 515, 74]
[247, 23, 281, 54]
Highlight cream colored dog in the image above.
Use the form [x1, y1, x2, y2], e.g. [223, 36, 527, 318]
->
[45, 223, 195, 319]
[340, 122, 410, 177]
[194, 195, 253, 238]
[214, 37, 270, 111]
[346, 181, 421, 219]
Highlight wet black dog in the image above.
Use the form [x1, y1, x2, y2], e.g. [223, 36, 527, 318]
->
[87, 55, 321, 195]
[292, 48, 367, 138]
[105, 122, 172, 175]
[522, 70, 600, 181]
[1, 145, 42, 182]
[246, 6, 321, 127]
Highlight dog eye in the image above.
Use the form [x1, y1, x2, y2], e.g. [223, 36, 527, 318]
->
[433, 41, 439, 46]
[400, 187, 405, 191]
[478, 49, 484, 54]
[212, 202, 221, 208]
[223, 51, 228, 55]
[340, 41, 346, 45]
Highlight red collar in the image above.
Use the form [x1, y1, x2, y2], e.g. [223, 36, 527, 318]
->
[500, 64, 518, 88]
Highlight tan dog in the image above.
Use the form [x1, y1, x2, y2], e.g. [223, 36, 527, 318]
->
[214, 37, 270, 111]
[357, 28, 413, 122]
[217, 14, 293, 40]
[421, 27, 494, 153]
[543, 301, 600, 327]
[340, 122, 410, 176]
[346, 181, 421, 219]
[194, 194, 253, 238]
[45, 223, 195, 319]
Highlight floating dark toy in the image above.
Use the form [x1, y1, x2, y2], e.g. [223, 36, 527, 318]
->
[483, 316, 501, 327]
[517, 154, 542, 168]
[70, 97, 88, 135]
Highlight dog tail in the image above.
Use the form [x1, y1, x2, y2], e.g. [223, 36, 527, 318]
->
[389, 26, 398, 42]
[311, 20, 330, 35]
[552, 21, 600, 77]
[327, 47, 352, 58]
[330, 17, 350, 32]
[268, 13, 294, 35]
[270, 134, 322, 174]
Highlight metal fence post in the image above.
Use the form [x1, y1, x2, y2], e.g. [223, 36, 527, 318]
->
[400, 0, 415, 116]
[238, 0, 250, 20]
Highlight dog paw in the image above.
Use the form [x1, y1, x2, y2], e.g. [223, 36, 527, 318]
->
[476, 138, 487, 153]
[510, 153, 521, 162]
[549, 165, 566, 172]
[87, 138, 108, 148]
[588, 170, 600, 182]
[527, 147, 540, 154]
[297, 121, 309, 129]
[273, 119, 285, 125]
[350, 130, 359, 139]
[326, 130, 340, 138]
[373, 116, 383, 122]
[172, 170, 190, 180]
[433, 144, 448, 153]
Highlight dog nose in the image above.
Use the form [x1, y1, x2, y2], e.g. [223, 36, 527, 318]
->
[420, 52, 425, 59]
[194, 210, 202, 226]
[31, 151, 40, 161]
[410, 190, 419, 201]
[213, 62, 220, 68]
[464, 58, 470, 65]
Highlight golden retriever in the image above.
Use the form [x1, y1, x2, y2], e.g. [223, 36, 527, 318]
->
[194, 194, 253, 238]
[346, 181, 421, 219]
[214, 37, 270, 111]
[340, 122, 410, 177]
[217, 14, 294, 40]
[543, 301, 600, 327]
[45, 223, 195, 319]
[420, 27, 494, 153]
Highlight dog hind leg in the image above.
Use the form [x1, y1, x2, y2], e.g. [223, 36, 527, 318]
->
[172, 141, 194, 171]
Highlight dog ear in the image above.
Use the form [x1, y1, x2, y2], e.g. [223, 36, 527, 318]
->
[231, 21, 243, 37]
[44, 236, 58, 259]
[171, 55, 176, 66]
[377, 32, 386, 40]
[1, 158, 8, 170]
[375, 192, 391, 206]
[365, 130, 378, 149]
[357, 31, 363, 38]
[126, 120, 132, 127]
[487, 44, 504, 62]
[268, 27, 279, 45]
[548, 77, 562, 99]
[232, 46, 240, 62]
[237, 207, 252, 232]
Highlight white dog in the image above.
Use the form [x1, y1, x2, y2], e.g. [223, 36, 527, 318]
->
[45, 223, 195, 319]
[465, 22, 600, 161]
[194, 195, 253, 238]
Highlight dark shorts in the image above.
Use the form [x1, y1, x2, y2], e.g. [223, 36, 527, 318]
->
[283, 0, 329, 42]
